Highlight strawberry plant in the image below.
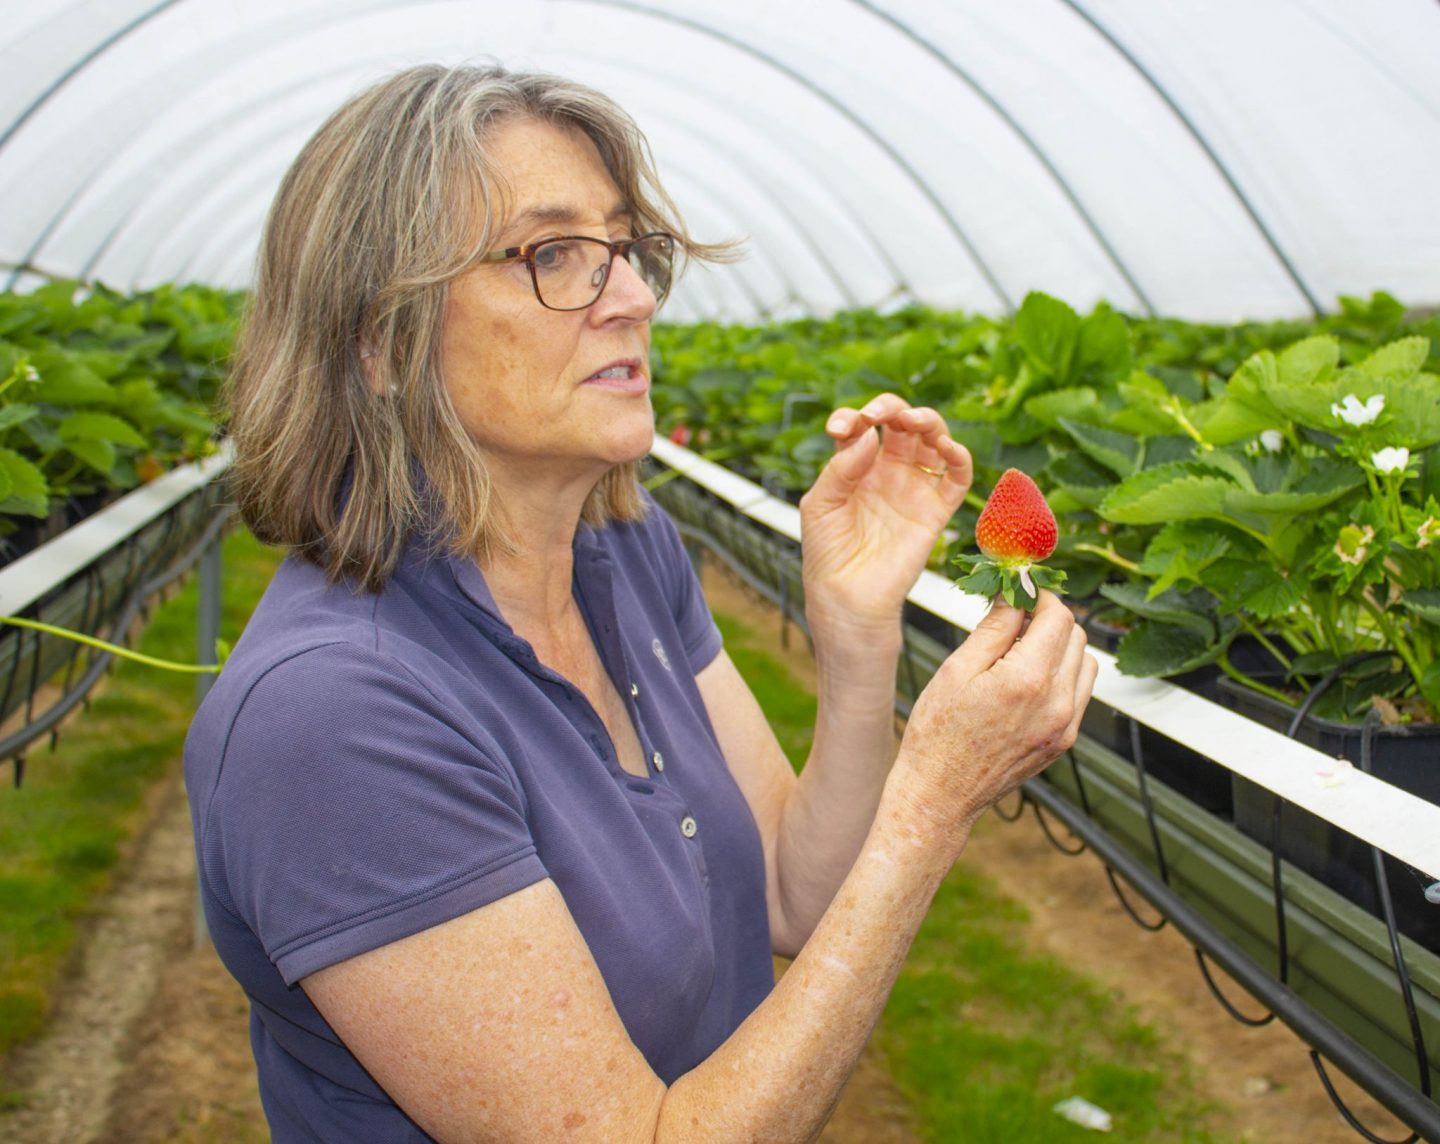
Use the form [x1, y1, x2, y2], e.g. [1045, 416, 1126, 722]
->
[1090, 334, 1440, 722]
[0, 280, 241, 556]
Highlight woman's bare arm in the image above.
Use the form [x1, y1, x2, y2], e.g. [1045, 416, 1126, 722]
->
[303, 593, 1095, 1144]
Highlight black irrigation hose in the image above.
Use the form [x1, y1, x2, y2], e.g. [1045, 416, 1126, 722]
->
[1191, 654, 1389, 1032]
[1305, 709, 1431, 1144]
[1065, 734, 1163, 933]
[991, 789, 1026, 823]
[1023, 776, 1440, 1141]
[1104, 866, 1169, 932]
[1029, 797, 1087, 855]
[1194, 948, 1277, 1027]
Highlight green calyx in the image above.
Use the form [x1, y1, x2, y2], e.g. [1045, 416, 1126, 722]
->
[952, 553, 1068, 611]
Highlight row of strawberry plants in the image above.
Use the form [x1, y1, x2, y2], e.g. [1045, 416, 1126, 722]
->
[0, 280, 243, 561]
[651, 291, 1440, 724]
[8, 278, 1437, 723]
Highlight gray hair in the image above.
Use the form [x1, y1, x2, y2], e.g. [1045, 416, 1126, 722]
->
[225, 63, 734, 591]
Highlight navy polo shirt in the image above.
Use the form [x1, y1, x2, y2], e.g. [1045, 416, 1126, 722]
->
[184, 499, 774, 1142]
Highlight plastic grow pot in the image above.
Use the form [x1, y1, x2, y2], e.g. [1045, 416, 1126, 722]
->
[1220, 675, 1440, 953]
[1076, 616, 1237, 818]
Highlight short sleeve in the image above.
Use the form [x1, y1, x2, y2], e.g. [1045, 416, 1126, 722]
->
[199, 642, 548, 985]
[641, 500, 723, 674]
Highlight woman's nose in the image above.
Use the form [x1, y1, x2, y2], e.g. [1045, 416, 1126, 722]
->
[593, 252, 658, 321]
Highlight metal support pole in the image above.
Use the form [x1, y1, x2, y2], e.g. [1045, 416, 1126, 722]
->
[195, 530, 222, 703]
[192, 530, 222, 947]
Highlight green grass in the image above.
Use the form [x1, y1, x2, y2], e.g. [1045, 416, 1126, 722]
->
[712, 609, 817, 772]
[0, 529, 1223, 1140]
[0, 527, 283, 1080]
[710, 595, 1224, 1142]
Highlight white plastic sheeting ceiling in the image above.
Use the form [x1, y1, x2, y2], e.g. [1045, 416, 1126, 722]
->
[2, 0, 1439, 323]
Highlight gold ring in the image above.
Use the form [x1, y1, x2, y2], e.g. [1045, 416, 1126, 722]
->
[914, 463, 946, 478]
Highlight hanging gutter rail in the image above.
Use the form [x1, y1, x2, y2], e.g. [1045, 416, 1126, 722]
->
[652, 437, 1440, 877]
[649, 434, 1440, 1141]
[0, 445, 233, 780]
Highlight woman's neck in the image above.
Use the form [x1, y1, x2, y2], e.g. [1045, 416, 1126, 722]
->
[477, 463, 593, 635]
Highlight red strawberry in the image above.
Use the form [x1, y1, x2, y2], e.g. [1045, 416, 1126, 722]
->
[974, 469, 1057, 566]
[669, 424, 692, 446]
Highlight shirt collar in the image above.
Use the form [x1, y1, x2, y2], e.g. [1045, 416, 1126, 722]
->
[421, 521, 611, 630]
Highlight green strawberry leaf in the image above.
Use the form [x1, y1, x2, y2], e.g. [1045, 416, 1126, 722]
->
[1354, 336, 1429, 381]
[1231, 565, 1307, 620]
[1399, 589, 1440, 625]
[1024, 386, 1098, 429]
[0, 403, 40, 433]
[1115, 620, 1223, 678]
[0, 447, 49, 516]
[27, 348, 116, 405]
[57, 411, 148, 449]
[1058, 417, 1142, 478]
[1190, 395, 1278, 446]
[1222, 460, 1364, 516]
[1420, 660, 1440, 716]
[1289, 650, 1343, 678]
[1098, 581, 1216, 638]
[1098, 462, 1234, 525]
[64, 437, 116, 476]
[1194, 449, 1257, 492]
[1015, 291, 1079, 382]
[1277, 335, 1339, 387]
[1077, 303, 1132, 385]
[1138, 522, 1231, 596]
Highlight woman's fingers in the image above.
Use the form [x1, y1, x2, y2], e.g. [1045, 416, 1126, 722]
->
[824, 394, 913, 442]
[825, 397, 972, 492]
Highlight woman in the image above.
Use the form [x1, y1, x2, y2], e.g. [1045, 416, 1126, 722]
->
[186, 63, 1096, 1142]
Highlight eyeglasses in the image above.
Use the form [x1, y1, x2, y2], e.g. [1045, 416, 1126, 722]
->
[477, 232, 677, 311]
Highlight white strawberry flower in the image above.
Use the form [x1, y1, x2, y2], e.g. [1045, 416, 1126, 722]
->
[1258, 429, 1283, 453]
[1371, 446, 1410, 474]
[1331, 393, 1384, 426]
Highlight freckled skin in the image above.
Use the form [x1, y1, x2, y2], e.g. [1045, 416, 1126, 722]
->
[297, 121, 1098, 1143]
[439, 119, 659, 501]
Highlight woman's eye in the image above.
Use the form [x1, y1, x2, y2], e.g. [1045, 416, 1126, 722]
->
[532, 240, 574, 272]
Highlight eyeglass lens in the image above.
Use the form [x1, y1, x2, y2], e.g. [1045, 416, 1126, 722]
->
[531, 234, 673, 310]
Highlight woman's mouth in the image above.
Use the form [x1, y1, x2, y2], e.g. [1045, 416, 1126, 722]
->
[583, 361, 648, 393]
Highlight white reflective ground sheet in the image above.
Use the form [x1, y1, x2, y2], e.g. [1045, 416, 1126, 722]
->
[2, 0, 1439, 320]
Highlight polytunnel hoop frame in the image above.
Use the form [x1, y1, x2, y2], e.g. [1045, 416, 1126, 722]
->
[3, 0, 1019, 311]
[566, 0, 1014, 312]
[1057, 0, 1323, 317]
[845, 0, 1156, 317]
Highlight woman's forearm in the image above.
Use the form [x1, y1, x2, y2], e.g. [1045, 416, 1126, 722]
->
[770, 611, 906, 952]
[658, 790, 964, 1143]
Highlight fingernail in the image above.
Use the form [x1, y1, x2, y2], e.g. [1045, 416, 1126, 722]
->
[861, 400, 883, 417]
[826, 413, 845, 433]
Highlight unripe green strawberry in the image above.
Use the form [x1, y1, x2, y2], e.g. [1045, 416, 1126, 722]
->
[974, 468, 1057, 565]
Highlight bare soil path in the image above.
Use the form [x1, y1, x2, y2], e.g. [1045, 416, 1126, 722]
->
[0, 562, 1413, 1143]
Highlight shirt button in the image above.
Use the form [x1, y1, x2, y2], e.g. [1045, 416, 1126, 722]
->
[680, 815, 697, 838]
[630, 682, 640, 698]
[652, 751, 665, 773]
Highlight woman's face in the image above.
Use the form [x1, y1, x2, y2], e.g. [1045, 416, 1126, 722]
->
[439, 116, 660, 495]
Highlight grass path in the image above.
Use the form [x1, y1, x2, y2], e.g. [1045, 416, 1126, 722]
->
[2, 531, 1239, 1141]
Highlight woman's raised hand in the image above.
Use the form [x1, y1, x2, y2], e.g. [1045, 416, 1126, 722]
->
[887, 592, 1097, 845]
[799, 394, 973, 635]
